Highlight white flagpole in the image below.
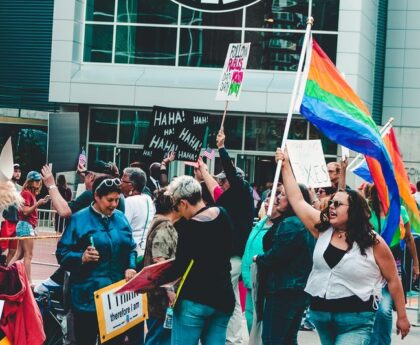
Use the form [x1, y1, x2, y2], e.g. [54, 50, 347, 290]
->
[346, 117, 395, 172]
[267, 17, 314, 217]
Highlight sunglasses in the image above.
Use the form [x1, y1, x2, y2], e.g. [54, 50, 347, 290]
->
[328, 199, 349, 209]
[95, 178, 121, 193]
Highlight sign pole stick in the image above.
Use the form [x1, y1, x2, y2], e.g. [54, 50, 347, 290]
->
[220, 100, 229, 130]
[267, 17, 314, 217]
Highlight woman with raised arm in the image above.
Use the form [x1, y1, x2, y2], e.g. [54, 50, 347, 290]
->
[275, 148, 410, 344]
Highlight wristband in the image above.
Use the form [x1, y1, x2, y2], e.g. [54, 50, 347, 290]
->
[48, 185, 58, 190]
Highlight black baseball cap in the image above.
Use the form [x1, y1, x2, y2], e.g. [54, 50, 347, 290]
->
[80, 160, 113, 175]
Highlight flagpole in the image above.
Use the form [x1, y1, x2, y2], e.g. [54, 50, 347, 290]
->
[267, 16, 314, 217]
[346, 117, 395, 171]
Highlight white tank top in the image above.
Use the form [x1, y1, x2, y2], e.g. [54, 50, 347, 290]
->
[305, 227, 384, 302]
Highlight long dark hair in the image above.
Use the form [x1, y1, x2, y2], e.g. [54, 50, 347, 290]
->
[282, 184, 312, 219]
[316, 189, 378, 255]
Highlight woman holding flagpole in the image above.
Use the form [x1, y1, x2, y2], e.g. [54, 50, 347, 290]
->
[274, 148, 410, 344]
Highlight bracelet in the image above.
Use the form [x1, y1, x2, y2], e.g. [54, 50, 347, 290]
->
[48, 185, 58, 190]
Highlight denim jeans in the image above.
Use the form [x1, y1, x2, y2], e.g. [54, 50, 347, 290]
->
[171, 299, 231, 345]
[370, 285, 393, 345]
[145, 318, 171, 345]
[262, 291, 309, 345]
[310, 310, 376, 345]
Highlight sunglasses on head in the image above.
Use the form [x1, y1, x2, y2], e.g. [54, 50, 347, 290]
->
[328, 199, 349, 209]
[95, 178, 121, 193]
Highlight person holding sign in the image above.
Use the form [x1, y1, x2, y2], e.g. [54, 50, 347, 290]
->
[274, 148, 410, 344]
[56, 176, 137, 345]
[158, 176, 235, 345]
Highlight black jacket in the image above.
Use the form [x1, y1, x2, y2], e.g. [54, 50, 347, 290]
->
[216, 148, 255, 257]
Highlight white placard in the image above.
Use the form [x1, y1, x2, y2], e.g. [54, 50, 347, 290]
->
[216, 42, 251, 101]
[95, 280, 147, 343]
[0, 137, 14, 182]
[0, 300, 4, 318]
[286, 140, 331, 188]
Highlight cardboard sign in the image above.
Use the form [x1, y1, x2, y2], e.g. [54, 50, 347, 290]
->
[142, 106, 209, 162]
[0, 138, 13, 182]
[95, 280, 148, 343]
[286, 140, 331, 188]
[117, 258, 175, 294]
[216, 43, 251, 101]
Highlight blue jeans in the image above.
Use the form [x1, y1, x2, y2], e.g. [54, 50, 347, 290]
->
[145, 318, 171, 345]
[370, 285, 392, 345]
[262, 291, 309, 345]
[310, 310, 376, 345]
[171, 299, 231, 345]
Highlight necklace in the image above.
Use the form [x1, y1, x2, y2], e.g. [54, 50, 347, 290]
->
[336, 230, 347, 238]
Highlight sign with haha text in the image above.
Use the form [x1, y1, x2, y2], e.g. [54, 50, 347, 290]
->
[95, 280, 148, 343]
[216, 42, 251, 101]
[286, 140, 332, 188]
[170, 0, 261, 12]
[142, 106, 209, 162]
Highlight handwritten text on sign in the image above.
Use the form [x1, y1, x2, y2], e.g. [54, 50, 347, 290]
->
[95, 280, 148, 343]
[142, 106, 209, 162]
[286, 140, 332, 188]
[216, 43, 250, 101]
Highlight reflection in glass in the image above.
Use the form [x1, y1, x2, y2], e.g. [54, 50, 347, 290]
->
[309, 123, 337, 155]
[85, 0, 115, 22]
[89, 109, 118, 143]
[119, 110, 151, 145]
[289, 118, 307, 140]
[179, 29, 241, 68]
[312, 0, 339, 31]
[117, 0, 178, 24]
[245, 31, 303, 70]
[313, 34, 337, 63]
[88, 145, 115, 167]
[246, 0, 308, 29]
[84, 24, 113, 62]
[116, 148, 144, 171]
[115, 26, 176, 65]
[207, 115, 243, 150]
[181, 7, 242, 27]
[245, 117, 285, 151]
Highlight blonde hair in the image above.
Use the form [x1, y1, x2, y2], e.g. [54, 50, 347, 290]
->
[23, 179, 42, 195]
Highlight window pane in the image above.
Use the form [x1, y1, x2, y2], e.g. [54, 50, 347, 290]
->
[313, 34, 337, 63]
[86, 0, 115, 22]
[181, 7, 242, 27]
[207, 115, 243, 150]
[312, 0, 339, 31]
[309, 123, 337, 155]
[119, 110, 151, 145]
[115, 26, 176, 65]
[289, 118, 308, 140]
[89, 109, 118, 143]
[245, 31, 303, 71]
[84, 24, 113, 62]
[179, 29, 241, 68]
[117, 0, 178, 24]
[245, 117, 286, 151]
[116, 147, 144, 171]
[246, 0, 308, 29]
[88, 145, 115, 166]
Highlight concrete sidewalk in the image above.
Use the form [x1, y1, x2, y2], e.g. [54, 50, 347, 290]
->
[297, 309, 420, 345]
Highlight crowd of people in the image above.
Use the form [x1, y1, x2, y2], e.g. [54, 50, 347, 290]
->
[1, 129, 420, 345]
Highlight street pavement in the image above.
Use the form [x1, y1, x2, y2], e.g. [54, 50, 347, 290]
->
[297, 309, 420, 345]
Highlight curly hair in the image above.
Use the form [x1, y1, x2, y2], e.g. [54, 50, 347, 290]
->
[315, 189, 378, 255]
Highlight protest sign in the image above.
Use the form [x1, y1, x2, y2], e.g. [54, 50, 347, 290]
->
[95, 280, 148, 343]
[142, 106, 209, 162]
[286, 140, 331, 188]
[117, 259, 176, 294]
[0, 138, 13, 182]
[216, 43, 251, 101]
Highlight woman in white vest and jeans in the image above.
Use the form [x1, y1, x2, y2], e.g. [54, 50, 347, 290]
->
[275, 148, 410, 344]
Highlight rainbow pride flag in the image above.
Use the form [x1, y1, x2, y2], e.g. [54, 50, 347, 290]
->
[353, 128, 420, 244]
[297, 37, 400, 244]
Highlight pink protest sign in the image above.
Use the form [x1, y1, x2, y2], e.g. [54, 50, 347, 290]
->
[216, 43, 251, 102]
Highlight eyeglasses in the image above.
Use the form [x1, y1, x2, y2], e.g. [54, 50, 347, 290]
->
[95, 178, 121, 193]
[328, 200, 349, 209]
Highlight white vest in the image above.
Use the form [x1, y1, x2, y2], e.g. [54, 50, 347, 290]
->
[305, 228, 384, 302]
